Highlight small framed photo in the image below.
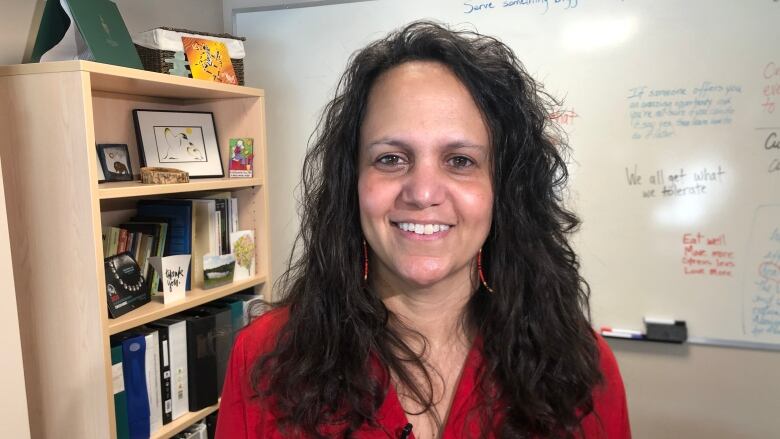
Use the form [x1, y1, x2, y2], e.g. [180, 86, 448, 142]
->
[95, 146, 106, 183]
[132, 110, 224, 178]
[97, 144, 133, 181]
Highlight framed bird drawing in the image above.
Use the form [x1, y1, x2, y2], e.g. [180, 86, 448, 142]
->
[132, 110, 224, 178]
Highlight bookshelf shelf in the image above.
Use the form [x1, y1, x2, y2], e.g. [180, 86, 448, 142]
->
[0, 60, 264, 99]
[152, 399, 220, 439]
[0, 61, 271, 439]
[98, 177, 263, 199]
[108, 275, 267, 335]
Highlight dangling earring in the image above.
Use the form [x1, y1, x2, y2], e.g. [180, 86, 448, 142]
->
[362, 239, 369, 282]
[477, 248, 494, 293]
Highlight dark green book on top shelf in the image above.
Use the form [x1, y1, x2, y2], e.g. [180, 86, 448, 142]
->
[31, 0, 143, 69]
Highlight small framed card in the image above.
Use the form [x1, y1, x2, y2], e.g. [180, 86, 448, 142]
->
[230, 230, 255, 280]
[229, 138, 254, 178]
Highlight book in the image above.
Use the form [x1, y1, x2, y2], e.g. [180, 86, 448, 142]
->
[112, 334, 150, 439]
[137, 200, 193, 290]
[31, 0, 143, 69]
[111, 345, 130, 439]
[127, 218, 170, 294]
[117, 228, 128, 254]
[137, 327, 163, 433]
[148, 322, 173, 425]
[202, 194, 232, 256]
[182, 311, 218, 411]
[188, 199, 218, 289]
[150, 318, 189, 421]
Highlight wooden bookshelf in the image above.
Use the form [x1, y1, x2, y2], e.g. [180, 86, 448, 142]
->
[152, 399, 220, 439]
[0, 61, 272, 439]
[108, 275, 267, 334]
[98, 177, 263, 199]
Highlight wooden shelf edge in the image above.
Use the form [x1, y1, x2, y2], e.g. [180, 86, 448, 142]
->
[0, 61, 264, 98]
[152, 399, 220, 439]
[98, 178, 262, 199]
[108, 275, 266, 335]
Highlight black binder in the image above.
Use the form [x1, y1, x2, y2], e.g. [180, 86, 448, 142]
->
[194, 305, 233, 395]
[147, 322, 173, 424]
[182, 311, 218, 411]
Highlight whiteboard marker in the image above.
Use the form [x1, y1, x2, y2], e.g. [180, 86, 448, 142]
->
[600, 326, 643, 336]
[601, 330, 644, 340]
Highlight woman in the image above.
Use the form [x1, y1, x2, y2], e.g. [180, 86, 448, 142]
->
[217, 21, 630, 438]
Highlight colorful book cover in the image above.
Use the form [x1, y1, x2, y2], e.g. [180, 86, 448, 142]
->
[181, 37, 238, 85]
[229, 138, 254, 178]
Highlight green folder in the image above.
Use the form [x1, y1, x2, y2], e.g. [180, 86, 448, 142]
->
[111, 345, 130, 439]
[31, 0, 142, 69]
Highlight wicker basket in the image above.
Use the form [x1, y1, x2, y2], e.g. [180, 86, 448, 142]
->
[135, 27, 245, 85]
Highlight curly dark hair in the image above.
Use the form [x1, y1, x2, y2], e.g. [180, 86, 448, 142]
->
[251, 20, 602, 438]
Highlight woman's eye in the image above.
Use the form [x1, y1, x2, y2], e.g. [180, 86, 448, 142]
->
[448, 156, 475, 169]
[376, 154, 406, 167]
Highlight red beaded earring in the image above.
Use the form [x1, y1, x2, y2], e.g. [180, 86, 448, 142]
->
[477, 248, 494, 293]
[362, 239, 369, 282]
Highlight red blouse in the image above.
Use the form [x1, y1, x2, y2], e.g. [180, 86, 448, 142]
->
[216, 308, 631, 438]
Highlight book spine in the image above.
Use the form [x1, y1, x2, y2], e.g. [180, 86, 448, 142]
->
[230, 198, 238, 234]
[118, 228, 129, 254]
[144, 331, 163, 433]
[153, 325, 173, 424]
[168, 320, 189, 420]
[111, 345, 130, 439]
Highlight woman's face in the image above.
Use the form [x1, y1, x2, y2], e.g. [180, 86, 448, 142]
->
[357, 61, 493, 290]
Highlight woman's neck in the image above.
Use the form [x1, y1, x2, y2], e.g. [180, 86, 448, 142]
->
[373, 265, 475, 350]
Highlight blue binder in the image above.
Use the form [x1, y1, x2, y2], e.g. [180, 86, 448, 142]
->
[120, 335, 150, 439]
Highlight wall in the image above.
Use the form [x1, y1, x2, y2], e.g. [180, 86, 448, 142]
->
[0, 157, 30, 438]
[0, 0, 225, 65]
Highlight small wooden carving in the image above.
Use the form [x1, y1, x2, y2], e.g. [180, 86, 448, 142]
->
[140, 167, 190, 184]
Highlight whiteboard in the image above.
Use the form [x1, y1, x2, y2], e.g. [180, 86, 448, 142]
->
[235, 0, 780, 347]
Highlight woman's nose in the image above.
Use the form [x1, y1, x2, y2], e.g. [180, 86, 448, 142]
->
[399, 160, 446, 209]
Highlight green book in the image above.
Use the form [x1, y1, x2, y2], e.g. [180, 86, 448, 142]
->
[111, 345, 130, 439]
[31, 0, 142, 69]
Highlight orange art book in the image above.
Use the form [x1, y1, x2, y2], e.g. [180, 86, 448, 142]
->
[182, 36, 238, 85]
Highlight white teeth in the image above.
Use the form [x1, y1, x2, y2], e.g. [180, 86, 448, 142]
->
[396, 222, 451, 234]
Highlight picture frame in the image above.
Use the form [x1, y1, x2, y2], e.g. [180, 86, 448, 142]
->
[97, 143, 133, 182]
[95, 146, 106, 183]
[133, 110, 224, 178]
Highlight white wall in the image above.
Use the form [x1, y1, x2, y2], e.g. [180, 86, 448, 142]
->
[0, 157, 30, 438]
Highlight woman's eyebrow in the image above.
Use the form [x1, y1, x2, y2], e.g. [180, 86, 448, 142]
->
[364, 137, 487, 151]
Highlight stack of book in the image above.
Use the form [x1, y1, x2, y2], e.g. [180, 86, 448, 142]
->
[110, 291, 265, 438]
[103, 193, 241, 295]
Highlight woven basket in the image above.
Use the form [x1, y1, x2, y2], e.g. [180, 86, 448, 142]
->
[135, 27, 245, 85]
